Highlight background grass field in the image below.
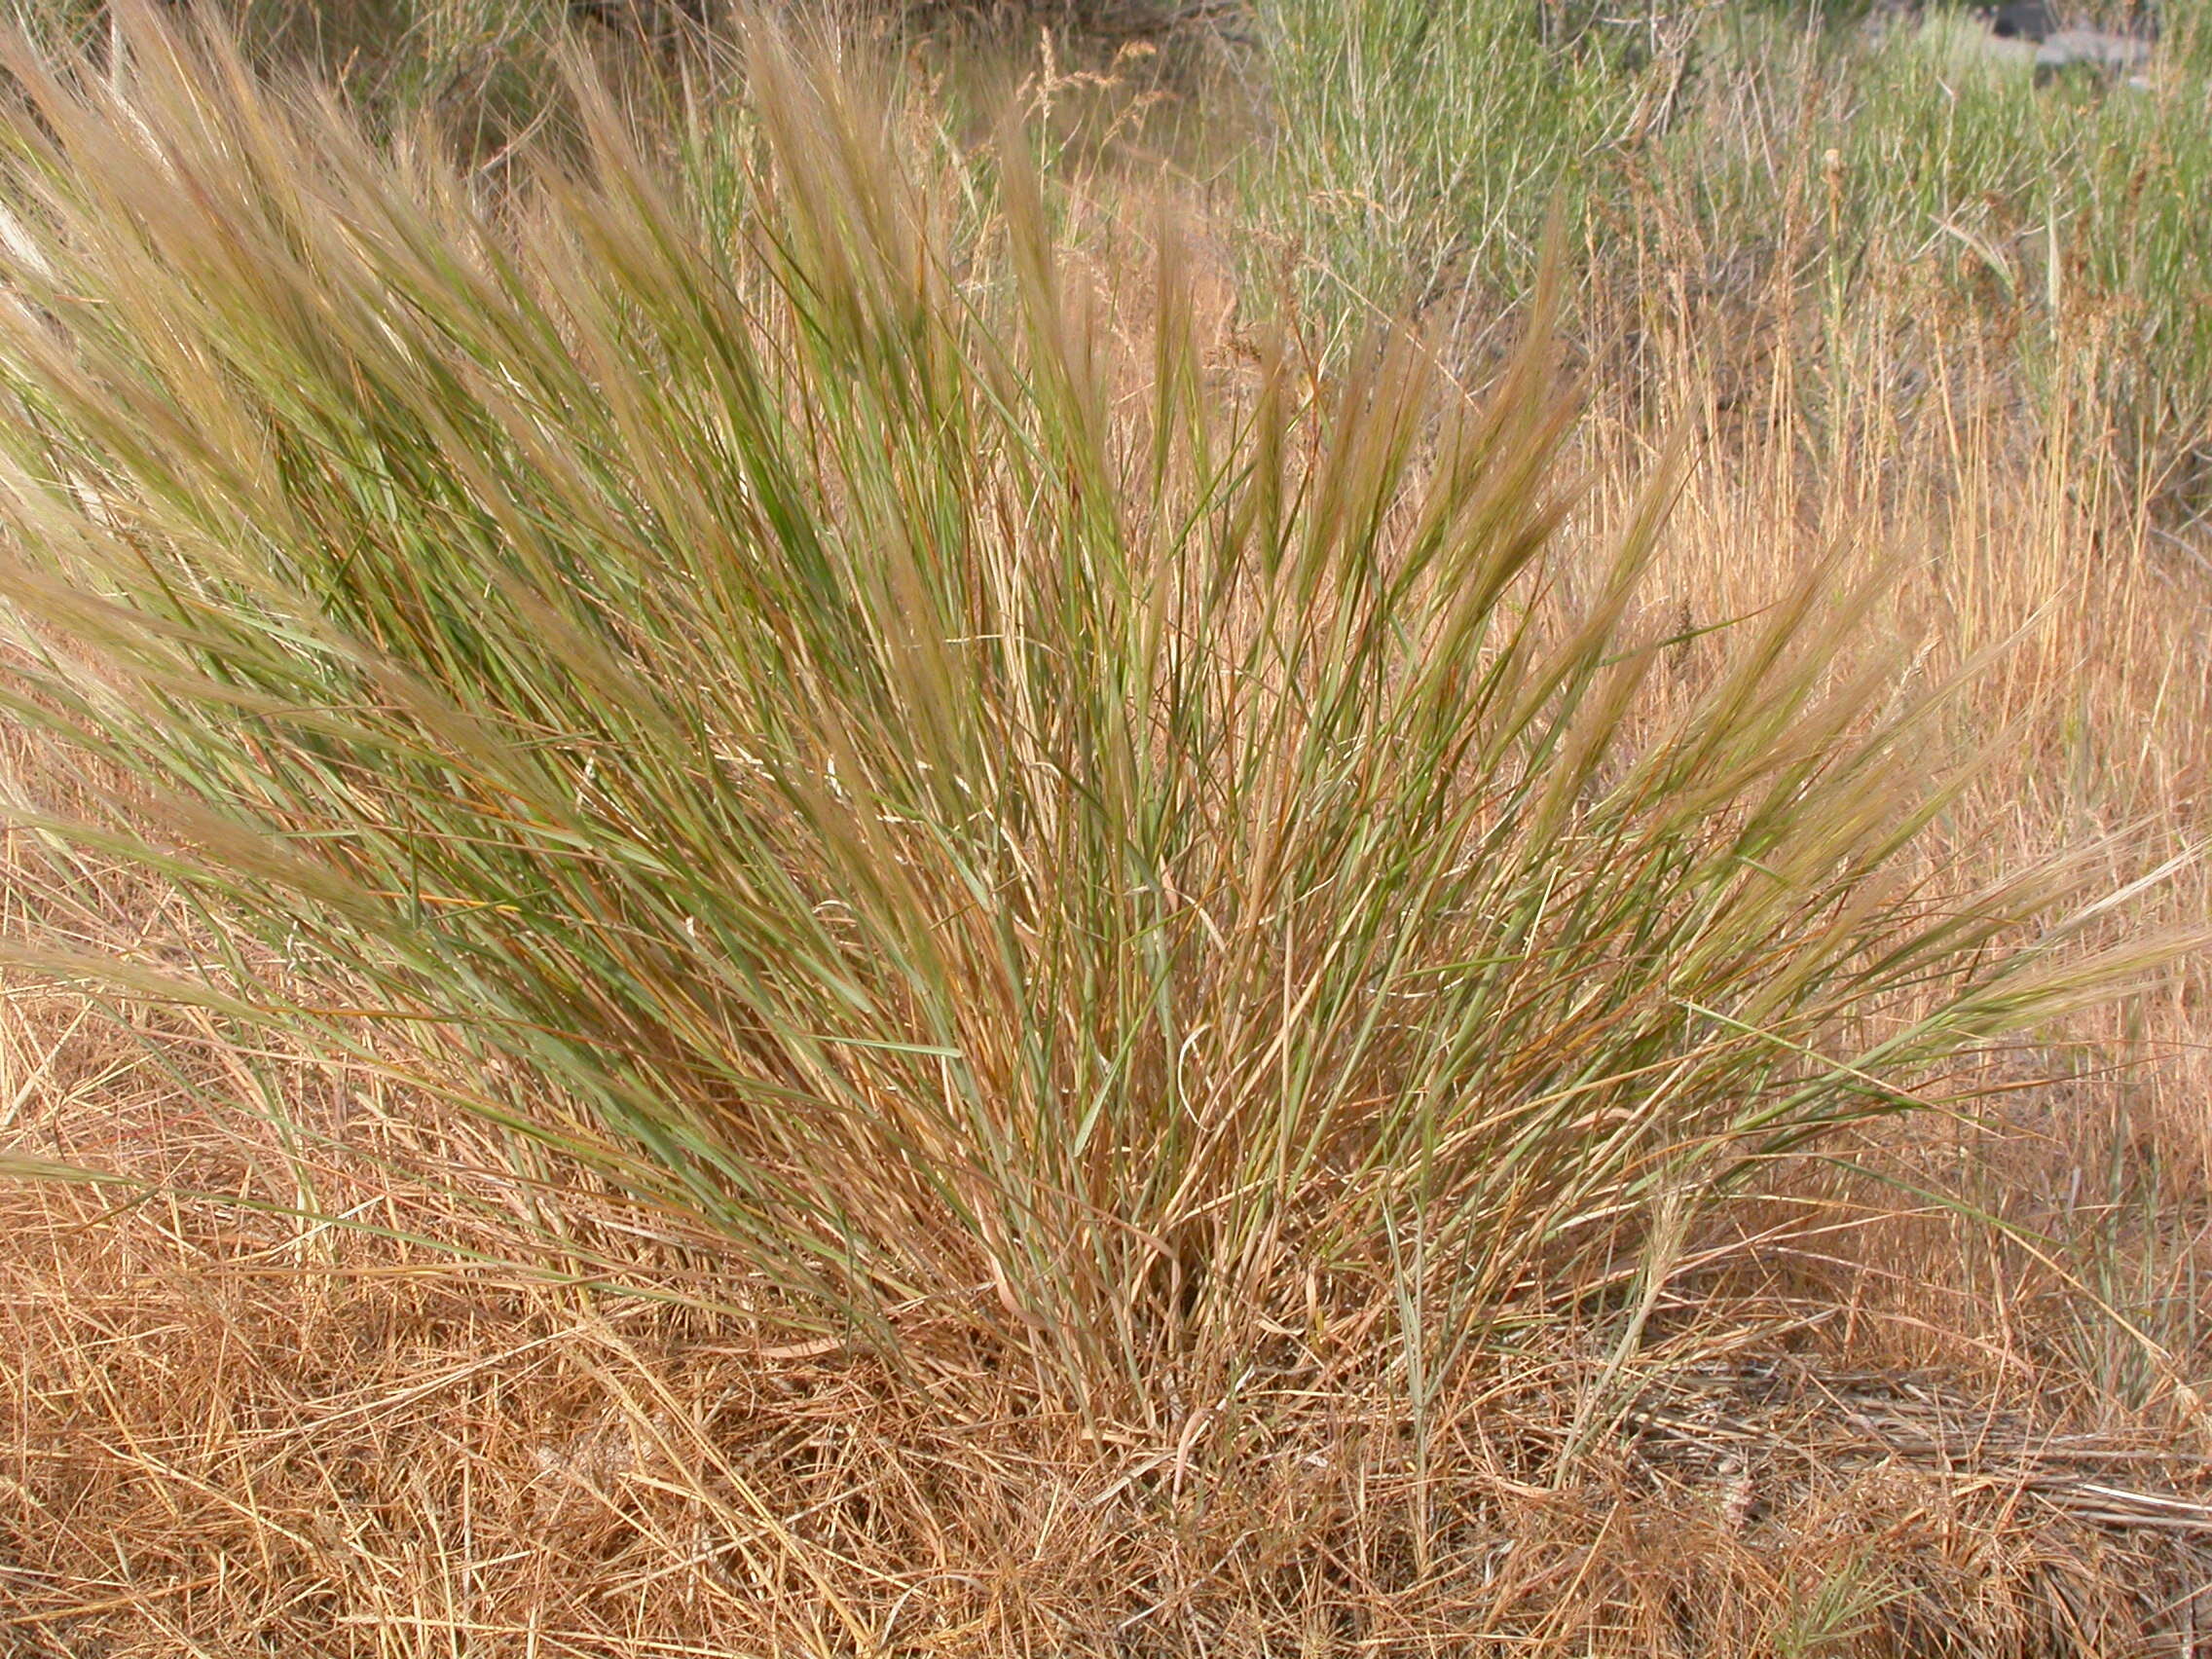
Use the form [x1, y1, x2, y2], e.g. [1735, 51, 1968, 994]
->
[0, 1, 2208, 1652]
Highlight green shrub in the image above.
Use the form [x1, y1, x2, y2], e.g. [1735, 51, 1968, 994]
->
[1247, 0, 2212, 503]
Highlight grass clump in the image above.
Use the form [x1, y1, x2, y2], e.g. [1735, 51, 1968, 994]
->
[0, 6, 2178, 1416]
[1247, 0, 1642, 324]
[1248, 0, 2212, 508]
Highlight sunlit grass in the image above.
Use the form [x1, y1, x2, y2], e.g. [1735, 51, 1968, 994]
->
[0, 6, 2190, 1426]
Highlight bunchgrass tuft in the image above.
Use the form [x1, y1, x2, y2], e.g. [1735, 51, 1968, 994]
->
[0, 4, 2185, 1411]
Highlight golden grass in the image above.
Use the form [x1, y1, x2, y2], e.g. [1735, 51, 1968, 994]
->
[7, 1026, 2210, 1652]
[4, 336, 2206, 1657]
[0, 10, 2209, 1655]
